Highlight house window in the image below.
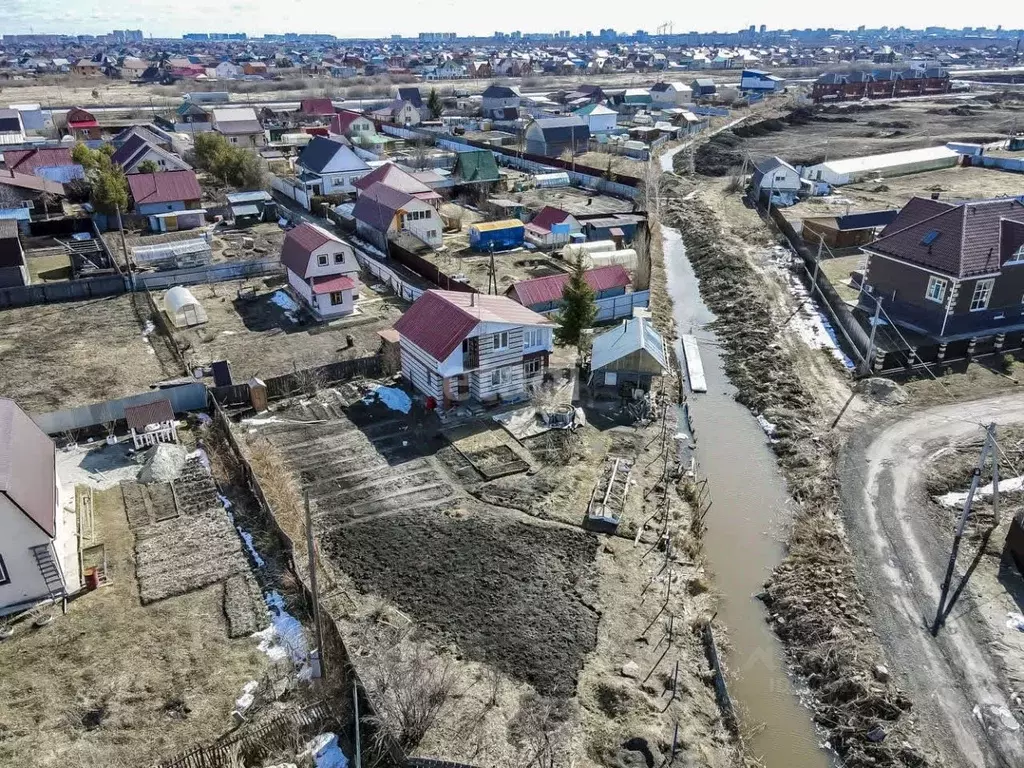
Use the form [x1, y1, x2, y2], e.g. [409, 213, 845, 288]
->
[317, 255, 329, 266]
[427, 230, 437, 239]
[333, 252, 345, 264]
[524, 328, 543, 348]
[0, 554, 8, 586]
[925, 275, 947, 304]
[1009, 245, 1024, 264]
[490, 366, 512, 386]
[492, 331, 508, 350]
[524, 357, 544, 377]
[970, 279, 994, 312]
[330, 291, 345, 306]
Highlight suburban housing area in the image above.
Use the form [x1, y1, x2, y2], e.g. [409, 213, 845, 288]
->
[2, 18, 1024, 768]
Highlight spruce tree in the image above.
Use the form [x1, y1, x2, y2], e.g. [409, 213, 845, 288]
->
[555, 256, 596, 347]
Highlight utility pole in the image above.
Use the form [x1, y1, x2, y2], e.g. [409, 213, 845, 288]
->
[932, 423, 997, 636]
[304, 491, 326, 677]
[115, 204, 130, 274]
[863, 294, 882, 376]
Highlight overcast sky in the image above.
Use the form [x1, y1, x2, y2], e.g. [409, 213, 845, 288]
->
[4, 0, 1024, 39]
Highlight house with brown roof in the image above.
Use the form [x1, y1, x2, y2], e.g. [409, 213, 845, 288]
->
[353, 162, 442, 208]
[65, 106, 100, 140]
[328, 110, 378, 146]
[0, 398, 72, 614]
[393, 290, 554, 405]
[860, 197, 1024, 340]
[506, 264, 631, 314]
[352, 181, 442, 252]
[211, 107, 266, 148]
[280, 222, 360, 318]
[1, 147, 84, 183]
[127, 170, 204, 232]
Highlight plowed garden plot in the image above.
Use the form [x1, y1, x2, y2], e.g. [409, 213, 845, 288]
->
[320, 511, 599, 697]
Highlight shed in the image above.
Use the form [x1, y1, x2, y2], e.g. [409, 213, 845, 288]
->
[163, 286, 209, 327]
[123, 399, 178, 450]
[589, 316, 668, 393]
[469, 220, 525, 251]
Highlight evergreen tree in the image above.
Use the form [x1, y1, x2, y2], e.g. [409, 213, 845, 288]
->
[555, 256, 596, 347]
[427, 88, 444, 120]
[137, 159, 160, 174]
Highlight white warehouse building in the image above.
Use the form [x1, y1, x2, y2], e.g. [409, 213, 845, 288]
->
[802, 146, 960, 186]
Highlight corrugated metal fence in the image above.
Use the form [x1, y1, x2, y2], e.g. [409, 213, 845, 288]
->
[0, 260, 282, 309]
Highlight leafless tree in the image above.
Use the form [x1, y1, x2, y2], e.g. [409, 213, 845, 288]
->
[633, 223, 652, 291]
[291, 356, 329, 397]
[507, 692, 575, 768]
[440, 204, 464, 232]
[363, 640, 461, 753]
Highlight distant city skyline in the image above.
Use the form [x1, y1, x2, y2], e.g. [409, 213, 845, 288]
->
[4, 0, 1024, 41]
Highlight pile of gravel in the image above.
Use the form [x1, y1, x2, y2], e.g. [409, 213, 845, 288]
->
[138, 442, 189, 483]
[855, 377, 909, 406]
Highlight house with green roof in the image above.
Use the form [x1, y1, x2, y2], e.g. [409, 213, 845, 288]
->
[573, 103, 617, 133]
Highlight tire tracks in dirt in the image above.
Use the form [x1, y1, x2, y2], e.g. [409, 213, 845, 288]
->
[840, 393, 1024, 768]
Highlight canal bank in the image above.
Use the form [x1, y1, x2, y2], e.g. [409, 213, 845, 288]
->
[661, 224, 829, 768]
[657, 172, 932, 768]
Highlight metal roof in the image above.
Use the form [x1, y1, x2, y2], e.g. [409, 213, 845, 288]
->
[128, 170, 201, 205]
[123, 399, 174, 431]
[280, 222, 341, 277]
[230, 204, 261, 217]
[507, 265, 631, 307]
[813, 146, 959, 177]
[226, 190, 272, 204]
[0, 398, 57, 538]
[394, 290, 552, 361]
[591, 317, 668, 372]
[471, 219, 524, 233]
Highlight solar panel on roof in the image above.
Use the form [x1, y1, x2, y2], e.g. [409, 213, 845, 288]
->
[921, 230, 940, 246]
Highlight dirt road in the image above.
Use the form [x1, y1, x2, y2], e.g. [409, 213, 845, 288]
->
[840, 393, 1024, 768]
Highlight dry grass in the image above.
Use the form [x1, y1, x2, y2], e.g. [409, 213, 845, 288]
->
[244, 436, 305, 544]
[0, 487, 267, 768]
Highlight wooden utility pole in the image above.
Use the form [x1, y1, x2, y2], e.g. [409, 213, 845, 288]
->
[932, 423, 997, 636]
[304, 491, 327, 677]
[353, 683, 362, 768]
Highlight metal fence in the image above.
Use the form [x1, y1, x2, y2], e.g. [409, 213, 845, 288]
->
[31, 382, 208, 435]
[210, 355, 384, 406]
[0, 260, 282, 309]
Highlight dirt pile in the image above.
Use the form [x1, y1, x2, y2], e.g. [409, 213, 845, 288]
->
[138, 443, 188, 483]
[856, 377, 909, 406]
[660, 175, 934, 767]
[691, 133, 744, 176]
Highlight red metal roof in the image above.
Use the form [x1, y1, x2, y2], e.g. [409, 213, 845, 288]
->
[394, 289, 552, 361]
[66, 107, 97, 127]
[299, 98, 335, 115]
[280, 222, 339, 278]
[127, 170, 202, 205]
[330, 110, 366, 135]
[353, 162, 432, 195]
[528, 206, 573, 233]
[0, 398, 57, 538]
[311, 274, 357, 294]
[3, 147, 75, 175]
[123, 399, 175, 431]
[506, 265, 631, 307]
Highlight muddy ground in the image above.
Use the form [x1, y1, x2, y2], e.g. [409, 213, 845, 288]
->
[171, 277, 403, 380]
[238, 361, 738, 767]
[659, 171, 933, 768]
[0, 292, 179, 413]
[689, 95, 1024, 175]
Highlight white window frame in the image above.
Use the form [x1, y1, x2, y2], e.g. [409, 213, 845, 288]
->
[333, 252, 345, 264]
[524, 357, 544, 377]
[329, 291, 345, 306]
[1007, 244, 1024, 264]
[492, 331, 509, 350]
[970, 278, 994, 312]
[490, 366, 512, 386]
[925, 275, 947, 304]
[317, 254, 328, 266]
[524, 328, 543, 349]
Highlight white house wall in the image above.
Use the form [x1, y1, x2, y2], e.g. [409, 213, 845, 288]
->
[0, 494, 54, 612]
[399, 337, 444, 399]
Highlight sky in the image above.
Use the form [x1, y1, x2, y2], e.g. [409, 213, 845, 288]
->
[4, 0, 1024, 40]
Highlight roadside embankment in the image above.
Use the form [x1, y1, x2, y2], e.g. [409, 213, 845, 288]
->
[659, 173, 935, 768]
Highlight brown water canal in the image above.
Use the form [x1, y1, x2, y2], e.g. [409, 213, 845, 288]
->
[661, 224, 831, 768]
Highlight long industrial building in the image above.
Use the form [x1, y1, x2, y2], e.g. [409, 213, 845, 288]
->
[802, 146, 960, 186]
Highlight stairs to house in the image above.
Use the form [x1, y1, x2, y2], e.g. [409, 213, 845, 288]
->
[30, 544, 66, 602]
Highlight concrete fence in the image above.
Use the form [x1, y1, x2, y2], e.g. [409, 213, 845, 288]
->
[31, 382, 208, 436]
[270, 175, 311, 211]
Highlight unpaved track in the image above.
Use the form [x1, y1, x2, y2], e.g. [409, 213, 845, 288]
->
[840, 393, 1024, 768]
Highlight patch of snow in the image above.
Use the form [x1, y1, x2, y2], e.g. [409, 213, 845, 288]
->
[235, 680, 258, 712]
[935, 475, 1024, 508]
[764, 247, 855, 370]
[1006, 612, 1024, 632]
[362, 385, 412, 413]
[253, 590, 310, 671]
[301, 733, 349, 768]
[189, 447, 211, 470]
[757, 414, 777, 440]
[238, 528, 266, 568]
[270, 290, 300, 313]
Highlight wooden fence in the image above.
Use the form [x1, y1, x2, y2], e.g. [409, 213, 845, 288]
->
[210, 355, 384, 406]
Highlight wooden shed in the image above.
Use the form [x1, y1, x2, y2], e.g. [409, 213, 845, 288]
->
[588, 317, 669, 394]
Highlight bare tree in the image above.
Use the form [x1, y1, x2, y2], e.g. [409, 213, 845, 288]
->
[507, 692, 575, 768]
[440, 203, 464, 232]
[632, 223, 652, 291]
[363, 640, 461, 753]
